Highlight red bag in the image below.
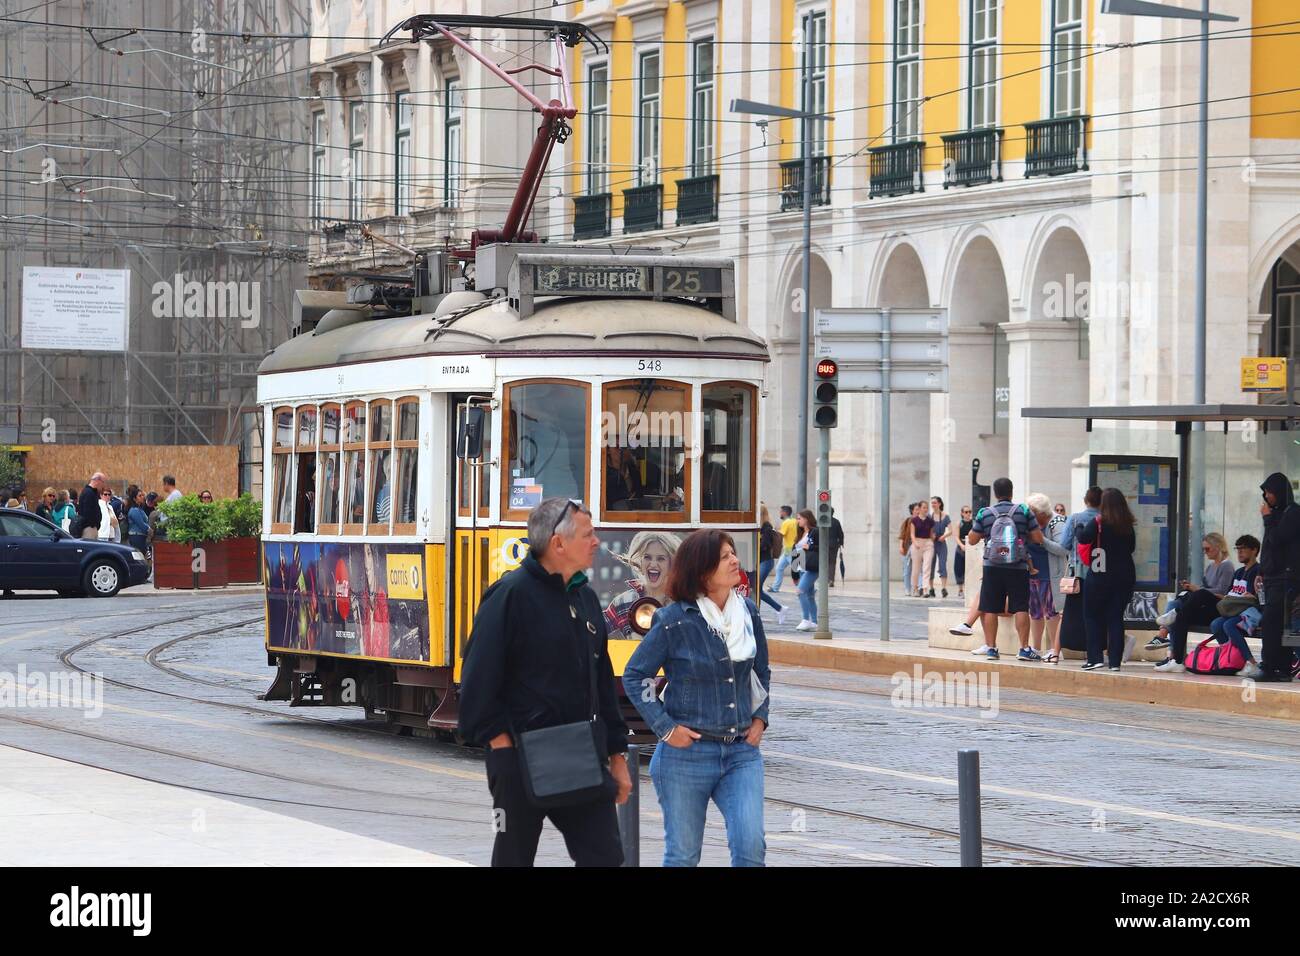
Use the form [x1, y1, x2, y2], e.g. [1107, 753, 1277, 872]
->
[1076, 516, 1100, 569]
[1184, 637, 1247, 675]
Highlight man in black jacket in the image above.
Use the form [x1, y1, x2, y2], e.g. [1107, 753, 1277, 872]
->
[75, 472, 106, 540]
[459, 497, 632, 866]
[1258, 472, 1300, 681]
[828, 510, 845, 587]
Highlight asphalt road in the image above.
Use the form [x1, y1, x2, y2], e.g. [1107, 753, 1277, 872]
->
[1, 590, 1297, 866]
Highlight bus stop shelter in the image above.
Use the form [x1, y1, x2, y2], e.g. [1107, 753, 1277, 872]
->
[1021, 404, 1300, 595]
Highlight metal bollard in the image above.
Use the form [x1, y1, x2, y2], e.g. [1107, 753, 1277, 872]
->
[617, 743, 641, 867]
[958, 748, 982, 867]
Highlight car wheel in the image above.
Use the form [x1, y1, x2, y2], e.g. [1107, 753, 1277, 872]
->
[83, 560, 122, 598]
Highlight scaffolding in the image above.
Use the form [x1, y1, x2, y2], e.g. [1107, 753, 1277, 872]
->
[0, 0, 310, 487]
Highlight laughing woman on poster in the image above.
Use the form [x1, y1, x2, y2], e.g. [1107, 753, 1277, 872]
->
[604, 530, 682, 638]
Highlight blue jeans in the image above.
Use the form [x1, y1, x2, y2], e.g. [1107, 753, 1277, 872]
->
[757, 559, 783, 611]
[902, 553, 912, 593]
[1210, 616, 1256, 663]
[797, 569, 818, 622]
[650, 739, 765, 867]
[770, 550, 793, 590]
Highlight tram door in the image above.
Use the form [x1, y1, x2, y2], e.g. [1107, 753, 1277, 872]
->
[451, 394, 494, 675]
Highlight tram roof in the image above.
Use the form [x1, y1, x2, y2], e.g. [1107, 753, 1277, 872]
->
[259, 294, 768, 374]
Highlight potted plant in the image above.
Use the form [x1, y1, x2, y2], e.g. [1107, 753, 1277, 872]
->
[221, 493, 263, 584]
[153, 494, 233, 589]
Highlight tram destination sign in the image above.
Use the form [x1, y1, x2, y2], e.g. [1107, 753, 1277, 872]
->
[510, 253, 735, 320]
[537, 264, 649, 294]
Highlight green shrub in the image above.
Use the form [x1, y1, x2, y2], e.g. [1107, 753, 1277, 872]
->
[157, 494, 232, 545]
[219, 493, 262, 538]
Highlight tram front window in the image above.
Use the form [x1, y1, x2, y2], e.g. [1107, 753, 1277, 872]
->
[505, 381, 587, 511]
[701, 383, 755, 517]
[601, 379, 688, 517]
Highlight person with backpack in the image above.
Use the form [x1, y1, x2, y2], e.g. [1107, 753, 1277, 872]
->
[965, 478, 1045, 661]
[899, 503, 916, 596]
[1074, 488, 1138, 671]
[756, 505, 787, 625]
[793, 509, 820, 631]
[1256, 472, 1300, 681]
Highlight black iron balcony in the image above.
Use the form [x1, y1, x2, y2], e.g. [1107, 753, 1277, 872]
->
[779, 156, 831, 211]
[1024, 115, 1089, 178]
[941, 128, 1003, 188]
[573, 193, 611, 240]
[674, 173, 719, 225]
[869, 140, 925, 198]
[622, 183, 663, 233]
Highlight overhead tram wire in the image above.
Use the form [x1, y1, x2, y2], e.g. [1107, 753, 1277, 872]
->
[2, 11, 1296, 45]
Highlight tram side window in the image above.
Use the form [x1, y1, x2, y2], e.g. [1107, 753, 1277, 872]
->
[343, 402, 367, 532]
[504, 381, 588, 514]
[601, 379, 688, 518]
[295, 405, 318, 534]
[369, 399, 393, 531]
[394, 398, 419, 530]
[271, 407, 294, 531]
[319, 404, 341, 531]
[701, 383, 755, 517]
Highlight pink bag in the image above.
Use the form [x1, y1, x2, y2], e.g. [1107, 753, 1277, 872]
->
[1184, 637, 1247, 676]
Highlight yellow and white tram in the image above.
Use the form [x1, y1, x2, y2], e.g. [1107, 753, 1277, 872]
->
[257, 246, 769, 738]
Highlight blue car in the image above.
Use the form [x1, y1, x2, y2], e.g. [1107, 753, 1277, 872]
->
[0, 507, 151, 598]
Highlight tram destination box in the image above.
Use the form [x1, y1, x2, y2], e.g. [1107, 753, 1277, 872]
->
[506, 252, 736, 321]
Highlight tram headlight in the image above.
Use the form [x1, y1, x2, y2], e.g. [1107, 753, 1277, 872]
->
[629, 597, 662, 636]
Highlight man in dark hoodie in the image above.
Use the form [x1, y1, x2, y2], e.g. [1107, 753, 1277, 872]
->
[1257, 472, 1300, 681]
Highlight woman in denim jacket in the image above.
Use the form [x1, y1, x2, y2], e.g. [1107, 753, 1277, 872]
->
[622, 528, 771, 867]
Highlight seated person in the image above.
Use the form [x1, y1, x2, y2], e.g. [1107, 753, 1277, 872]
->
[605, 445, 644, 511]
[1156, 534, 1252, 673]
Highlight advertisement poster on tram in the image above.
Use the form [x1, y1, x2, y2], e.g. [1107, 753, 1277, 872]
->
[491, 528, 758, 640]
[264, 541, 430, 662]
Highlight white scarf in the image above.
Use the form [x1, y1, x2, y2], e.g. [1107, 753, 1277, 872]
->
[697, 590, 756, 661]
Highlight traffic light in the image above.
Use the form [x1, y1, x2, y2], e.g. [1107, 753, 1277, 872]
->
[817, 489, 832, 528]
[814, 357, 839, 428]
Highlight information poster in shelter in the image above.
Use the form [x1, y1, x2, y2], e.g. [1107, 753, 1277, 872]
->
[1091, 456, 1176, 591]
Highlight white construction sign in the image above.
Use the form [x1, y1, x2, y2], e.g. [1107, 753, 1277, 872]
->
[21, 266, 130, 351]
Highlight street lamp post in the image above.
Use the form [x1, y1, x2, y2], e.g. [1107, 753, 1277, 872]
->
[1099, 0, 1238, 408]
[1101, 0, 1237, 612]
[732, 87, 832, 509]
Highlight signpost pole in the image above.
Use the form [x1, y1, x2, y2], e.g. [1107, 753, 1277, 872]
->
[880, 308, 891, 643]
[815, 427, 832, 640]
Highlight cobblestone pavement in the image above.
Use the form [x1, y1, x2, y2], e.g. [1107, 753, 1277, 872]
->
[1, 591, 1297, 866]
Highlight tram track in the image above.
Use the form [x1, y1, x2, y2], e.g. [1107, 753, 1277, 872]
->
[139, 618, 1292, 866]
[26, 605, 1291, 866]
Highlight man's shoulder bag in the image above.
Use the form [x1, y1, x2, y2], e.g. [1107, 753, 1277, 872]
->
[513, 600, 612, 809]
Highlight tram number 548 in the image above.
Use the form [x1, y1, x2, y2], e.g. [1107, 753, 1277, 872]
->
[636, 358, 662, 372]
